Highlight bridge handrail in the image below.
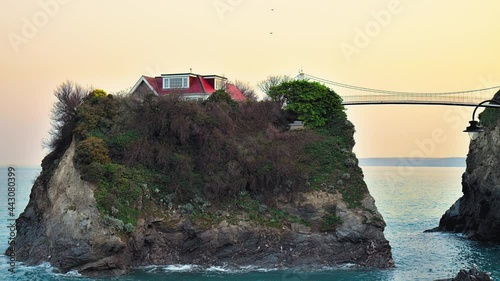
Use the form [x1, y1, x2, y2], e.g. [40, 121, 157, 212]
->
[342, 95, 494, 101]
[303, 74, 500, 96]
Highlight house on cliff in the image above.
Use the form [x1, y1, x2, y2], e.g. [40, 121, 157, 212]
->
[129, 73, 246, 101]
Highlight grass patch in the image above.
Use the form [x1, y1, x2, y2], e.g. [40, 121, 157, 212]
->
[84, 163, 153, 226]
[303, 128, 368, 208]
[189, 192, 310, 230]
[319, 213, 343, 232]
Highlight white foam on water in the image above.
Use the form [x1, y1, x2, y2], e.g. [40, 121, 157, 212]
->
[238, 265, 280, 273]
[205, 266, 230, 273]
[138, 264, 281, 274]
[160, 264, 201, 272]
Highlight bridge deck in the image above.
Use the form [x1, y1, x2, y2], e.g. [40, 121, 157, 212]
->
[342, 101, 500, 108]
[300, 73, 500, 107]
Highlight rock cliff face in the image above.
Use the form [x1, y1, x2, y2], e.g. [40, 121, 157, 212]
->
[8, 138, 392, 276]
[437, 92, 500, 242]
[10, 140, 128, 276]
[129, 190, 392, 270]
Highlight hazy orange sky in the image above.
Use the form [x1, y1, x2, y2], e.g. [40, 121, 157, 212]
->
[1, 0, 500, 165]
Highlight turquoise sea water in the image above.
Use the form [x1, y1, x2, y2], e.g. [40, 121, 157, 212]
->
[1, 166, 500, 281]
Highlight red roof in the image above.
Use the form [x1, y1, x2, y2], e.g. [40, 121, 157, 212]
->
[135, 74, 246, 101]
[143, 76, 161, 93]
[226, 83, 247, 102]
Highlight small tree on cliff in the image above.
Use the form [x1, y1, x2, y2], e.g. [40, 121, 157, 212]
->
[233, 80, 258, 101]
[257, 75, 292, 101]
[206, 89, 238, 107]
[46, 81, 89, 149]
[268, 80, 345, 128]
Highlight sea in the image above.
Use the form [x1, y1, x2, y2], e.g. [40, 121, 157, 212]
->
[1, 165, 499, 281]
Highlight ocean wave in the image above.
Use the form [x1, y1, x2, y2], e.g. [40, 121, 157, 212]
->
[0, 258, 90, 281]
[139, 264, 281, 274]
[137, 263, 359, 275]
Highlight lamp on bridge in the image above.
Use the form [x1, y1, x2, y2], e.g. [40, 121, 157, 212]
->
[464, 100, 500, 140]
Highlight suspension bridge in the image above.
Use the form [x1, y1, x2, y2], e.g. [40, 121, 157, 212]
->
[297, 73, 500, 108]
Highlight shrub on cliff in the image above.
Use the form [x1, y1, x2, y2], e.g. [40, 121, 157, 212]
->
[121, 96, 303, 202]
[268, 80, 345, 128]
[206, 89, 237, 107]
[319, 213, 343, 232]
[74, 91, 119, 139]
[478, 90, 500, 129]
[75, 136, 111, 166]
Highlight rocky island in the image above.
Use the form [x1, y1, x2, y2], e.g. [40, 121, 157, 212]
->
[7, 81, 393, 276]
[434, 91, 500, 242]
[436, 266, 493, 281]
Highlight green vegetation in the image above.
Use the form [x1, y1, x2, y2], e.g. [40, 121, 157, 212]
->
[190, 192, 310, 229]
[319, 213, 343, 232]
[478, 92, 500, 128]
[84, 163, 145, 225]
[45, 80, 368, 232]
[479, 107, 500, 129]
[206, 89, 238, 107]
[75, 136, 111, 166]
[271, 80, 367, 208]
[269, 80, 345, 128]
[304, 134, 367, 208]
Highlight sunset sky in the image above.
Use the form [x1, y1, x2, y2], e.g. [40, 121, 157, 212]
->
[1, 0, 500, 165]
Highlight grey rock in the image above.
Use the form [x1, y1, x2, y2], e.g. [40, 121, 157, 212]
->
[258, 204, 268, 214]
[435, 92, 500, 242]
[344, 158, 357, 167]
[7, 140, 128, 276]
[435, 266, 493, 281]
[180, 203, 194, 214]
[111, 207, 119, 217]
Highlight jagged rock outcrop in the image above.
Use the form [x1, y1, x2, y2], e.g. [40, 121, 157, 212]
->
[129, 190, 392, 270]
[435, 92, 500, 241]
[435, 267, 493, 281]
[9, 140, 128, 276]
[7, 139, 393, 276]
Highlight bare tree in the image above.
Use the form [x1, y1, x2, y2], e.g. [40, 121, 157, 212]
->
[46, 81, 88, 149]
[233, 80, 258, 101]
[111, 87, 132, 97]
[257, 75, 292, 98]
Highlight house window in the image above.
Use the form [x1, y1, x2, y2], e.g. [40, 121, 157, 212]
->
[215, 79, 224, 90]
[163, 77, 189, 89]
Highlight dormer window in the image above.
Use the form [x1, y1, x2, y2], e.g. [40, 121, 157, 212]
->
[163, 76, 189, 89]
[215, 78, 225, 90]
